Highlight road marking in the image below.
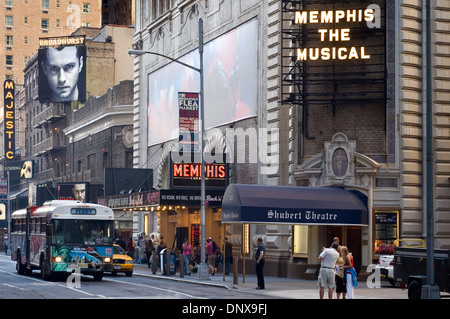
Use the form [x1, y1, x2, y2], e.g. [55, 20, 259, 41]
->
[104, 277, 206, 299]
[3, 283, 26, 291]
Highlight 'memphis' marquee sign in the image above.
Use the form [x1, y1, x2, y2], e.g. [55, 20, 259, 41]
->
[281, 0, 386, 106]
[294, 8, 379, 61]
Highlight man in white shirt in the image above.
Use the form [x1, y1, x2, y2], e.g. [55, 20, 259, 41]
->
[318, 242, 340, 299]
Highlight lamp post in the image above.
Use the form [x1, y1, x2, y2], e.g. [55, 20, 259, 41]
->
[128, 18, 209, 280]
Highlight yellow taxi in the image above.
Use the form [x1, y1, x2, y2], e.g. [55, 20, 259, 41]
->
[112, 244, 134, 276]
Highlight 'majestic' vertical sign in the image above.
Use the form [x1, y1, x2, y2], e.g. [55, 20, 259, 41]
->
[3, 79, 15, 161]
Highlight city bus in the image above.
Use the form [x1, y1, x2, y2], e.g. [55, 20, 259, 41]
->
[10, 200, 114, 281]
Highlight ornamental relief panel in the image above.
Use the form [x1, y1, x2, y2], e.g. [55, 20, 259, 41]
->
[295, 132, 380, 190]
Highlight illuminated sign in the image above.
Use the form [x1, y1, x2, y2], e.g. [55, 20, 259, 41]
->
[170, 153, 228, 189]
[173, 163, 226, 180]
[39, 36, 85, 48]
[293, 7, 380, 61]
[71, 208, 96, 215]
[3, 80, 15, 161]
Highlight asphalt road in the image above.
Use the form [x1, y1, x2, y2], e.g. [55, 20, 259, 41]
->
[0, 255, 276, 300]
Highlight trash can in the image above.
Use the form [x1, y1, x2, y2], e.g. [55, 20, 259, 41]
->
[169, 251, 176, 275]
[160, 249, 176, 275]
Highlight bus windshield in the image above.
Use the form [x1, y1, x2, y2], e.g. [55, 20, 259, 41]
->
[52, 219, 113, 246]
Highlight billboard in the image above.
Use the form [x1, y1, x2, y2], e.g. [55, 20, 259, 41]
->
[57, 182, 89, 203]
[38, 36, 86, 103]
[147, 18, 258, 147]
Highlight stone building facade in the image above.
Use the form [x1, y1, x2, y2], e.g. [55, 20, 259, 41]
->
[130, 0, 450, 278]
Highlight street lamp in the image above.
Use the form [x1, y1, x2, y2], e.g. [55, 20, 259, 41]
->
[129, 19, 209, 280]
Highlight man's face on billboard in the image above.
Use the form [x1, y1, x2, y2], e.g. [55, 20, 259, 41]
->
[42, 46, 83, 102]
[72, 184, 86, 202]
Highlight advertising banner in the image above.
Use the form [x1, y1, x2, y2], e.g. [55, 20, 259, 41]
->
[178, 92, 199, 152]
[38, 36, 86, 103]
[57, 182, 89, 203]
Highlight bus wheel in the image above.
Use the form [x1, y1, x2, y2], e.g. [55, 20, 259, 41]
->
[16, 252, 25, 275]
[93, 272, 103, 281]
[40, 255, 50, 280]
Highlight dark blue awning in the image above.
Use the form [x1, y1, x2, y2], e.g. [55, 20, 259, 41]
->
[221, 184, 368, 226]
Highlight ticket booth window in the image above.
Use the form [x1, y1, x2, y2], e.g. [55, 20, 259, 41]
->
[293, 225, 308, 256]
[373, 210, 400, 255]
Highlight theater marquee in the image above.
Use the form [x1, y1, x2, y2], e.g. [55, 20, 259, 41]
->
[281, 0, 386, 107]
[293, 8, 378, 61]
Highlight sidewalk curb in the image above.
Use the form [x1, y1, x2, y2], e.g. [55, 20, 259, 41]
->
[134, 271, 233, 290]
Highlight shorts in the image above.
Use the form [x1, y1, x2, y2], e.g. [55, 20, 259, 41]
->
[318, 268, 336, 289]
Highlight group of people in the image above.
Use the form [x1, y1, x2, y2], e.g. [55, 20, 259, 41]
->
[182, 237, 233, 276]
[318, 237, 357, 299]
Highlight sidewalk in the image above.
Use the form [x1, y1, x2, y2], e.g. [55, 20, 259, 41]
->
[132, 263, 408, 299]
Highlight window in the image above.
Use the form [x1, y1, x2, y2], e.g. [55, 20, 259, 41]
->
[5, 35, 13, 45]
[56, 19, 60, 27]
[82, 22, 91, 27]
[41, 18, 49, 29]
[293, 225, 309, 256]
[125, 151, 133, 168]
[24, 36, 28, 44]
[56, 0, 60, 7]
[87, 154, 95, 177]
[41, 0, 49, 9]
[5, 55, 13, 65]
[5, 15, 13, 26]
[83, 3, 90, 13]
[24, 16, 28, 24]
[103, 152, 109, 168]
[5, 0, 13, 6]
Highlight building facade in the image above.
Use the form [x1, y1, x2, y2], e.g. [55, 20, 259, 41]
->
[1, 0, 103, 96]
[132, 0, 450, 278]
[0, 26, 135, 240]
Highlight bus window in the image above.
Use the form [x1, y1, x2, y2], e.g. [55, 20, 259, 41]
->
[41, 218, 46, 234]
[52, 219, 113, 245]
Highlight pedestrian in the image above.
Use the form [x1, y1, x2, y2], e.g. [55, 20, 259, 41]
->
[206, 237, 217, 275]
[126, 238, 135, 259]
[115, 236, 126, 251]
[341, 246, 357, 299]
[223, 237, 233, 275]
[318, 242, 340, 299]
[335, 245, 347, 299]
[182, 239, 192, 275]
[4, 240, 8, 255]
[255, 237, 265, 290]
[193, 239, 201, 269]
[157, 238, 166, 255]
[331, 237, 340, 247]
[145, 239, 154, 268]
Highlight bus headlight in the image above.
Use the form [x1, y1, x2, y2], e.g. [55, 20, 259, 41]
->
[104, 257, 112, 263]
[54, 256, 62, 263]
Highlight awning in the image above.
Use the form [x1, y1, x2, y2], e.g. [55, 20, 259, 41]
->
[221, 184, 368, 226]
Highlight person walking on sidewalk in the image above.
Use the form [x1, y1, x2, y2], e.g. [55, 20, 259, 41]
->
[223, 237, 233, 275]
[255, 237, 265, 290]
[318, 242, 340, 299]
[341, 246, 357, 299]
[206, 237, 217, 275]
[182, 239, 192, 275]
